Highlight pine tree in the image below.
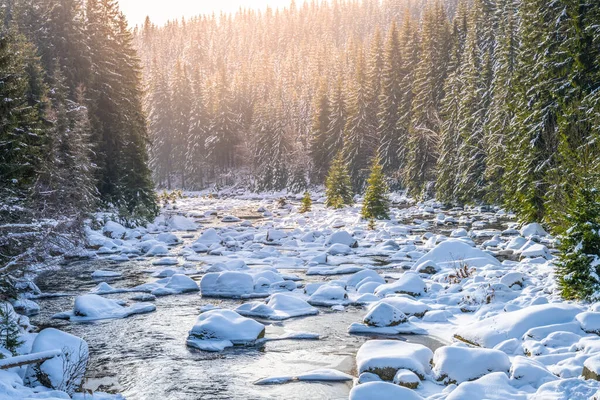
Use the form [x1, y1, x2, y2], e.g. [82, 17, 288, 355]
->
[361, 154, 390, 220]
[299, 191, 312, 213]
[148, 63, 174, 189]
[185, 68, 209, 190]
[325, 151, 353, 209]
[377, 21, 403, 177]
[404, 2, 450, 199]
[309, 78, 331, 183]
[555, 181, 600, 301]
[171, 60, 192, 189]
[325, 74, 346, 165]
[0, 303, 22, 356]
[344, 47, 377, 191]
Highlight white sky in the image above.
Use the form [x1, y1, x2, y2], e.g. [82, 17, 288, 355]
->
[118, 0, 298, 26]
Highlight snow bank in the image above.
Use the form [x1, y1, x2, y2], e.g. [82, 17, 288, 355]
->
[135, 274, 199, 296]
[446, 372, 528, 400]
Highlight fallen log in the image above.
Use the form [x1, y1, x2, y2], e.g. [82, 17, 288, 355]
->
[0, 349, 62, 370]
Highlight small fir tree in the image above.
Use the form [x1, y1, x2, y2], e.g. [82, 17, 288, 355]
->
[368, 218, 376, 230]
[299, 191, 312, 213]
[0, 304, 23, 356]
[361, 155, 390, 220]
[325, 152, 353, 209]
[556, 185, 600, 301]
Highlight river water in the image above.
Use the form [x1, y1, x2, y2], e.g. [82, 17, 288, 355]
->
[31, 201, 447, 400]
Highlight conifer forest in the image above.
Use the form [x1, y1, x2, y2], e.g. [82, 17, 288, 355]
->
[1, 0, 600, 399]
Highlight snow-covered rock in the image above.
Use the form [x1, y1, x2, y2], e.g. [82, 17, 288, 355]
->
[186, 309, 265, 351]
[235, 293, 318, 320]
[356, 340, 433, 380]
[349, 381, 424, 400]
[374, 272, 425, 297]
[374, 297, 431, 318]
[576, 312, 600, 334]
[307, 284, 348, 306]
[393, 369, 420, 389]
[167, 215, 197, 231]
[363, 302, 407, 327]
[446, 372, 528, 400]
[52, 294, 155, 321]
[200, 271, 261, 299]
[454, 303, 581, 348]
[509, 356, 557, 388]
[194, 228, 222, 246]
[25, 328, 89, 395]
[432, 345, 510, 384]
[520, 222, 548, 238]
[415, 239, 500, 270]
[91, 270, 122, 279]
[102, 221, 127, 239]
[135, 274, 199, 296]
[325, 231, 358, 248]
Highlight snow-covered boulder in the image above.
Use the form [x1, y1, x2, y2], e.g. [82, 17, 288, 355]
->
[583, 354, 600, 380]
[102, 221, 127, 239]
[500, 272, 524, 288]
[520, 243, 551, 259]
[152, 257, 179, 266]
[327, 243, 353, 255]
[432, 345, 510, 384]
[374, 272, 425, 297]
[194, 228, 222, 246]
[307, 284, 348, 306]
[325, 231, 358, 248]
[454, 303, 581, 348]
[52, 294, 155, 321]
[576, 312, 600, 334]
[414, 239, 500, 270]
[509, 356, 558, 388]
[235, 293, 318, 320]
[393, 369, 420, 389]
[167, 215, 197, 231]
[356, 340, 433, 380]
[446, 372, 528, 400]
[156, 232, 179, 244]
[345, 269, 385, 288]
[266, 229, 287, 242]
[374, 297, 431, 318]
[520, 222, 548, 238]
[25, 328, 89, 395]
[363, 302, 407, 327]
[186, 309, 265, 351]
[91, 270, 122, 279]
[413, 259, 440, 275]
[532, 378, 600, 400]
[200, 271, 259, 298]
[135, 274, 199, 296]
[349, 381, 424, 400]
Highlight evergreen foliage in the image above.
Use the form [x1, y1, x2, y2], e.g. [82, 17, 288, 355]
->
[299, 191, 312, 213]
[0, 304, 22, 356]
[361, 155, 390, 220]
[556, 184, 600, 301]
[325, 152, 353, 209]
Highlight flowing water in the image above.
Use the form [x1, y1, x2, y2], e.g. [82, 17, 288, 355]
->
[31, 201, 448, 400]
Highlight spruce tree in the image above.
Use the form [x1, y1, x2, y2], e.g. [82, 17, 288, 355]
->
[299, 191, 312, 213]
[325, 151, 353, 209]
[171, 60, 192, 189]
[309, 78, 331, 183]
[361, 155, 390, 220]
[555, 182, 600, 301]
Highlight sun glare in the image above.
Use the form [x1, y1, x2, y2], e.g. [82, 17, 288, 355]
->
[118, 0, 298, 26]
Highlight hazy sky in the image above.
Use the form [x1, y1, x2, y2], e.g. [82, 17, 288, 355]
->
[119, 0, 297, 26]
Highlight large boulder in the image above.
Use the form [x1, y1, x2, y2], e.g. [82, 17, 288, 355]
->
[186, 309, 265, 352]
[432, 345, 510, 384]
[25, 328, 89, 395]
[356, 340, 433, 380]
[414, 239, 500, 270]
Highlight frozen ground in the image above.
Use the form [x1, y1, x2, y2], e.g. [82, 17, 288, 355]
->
[4, 192, 600, 399]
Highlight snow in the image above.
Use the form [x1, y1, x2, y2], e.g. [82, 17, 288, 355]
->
[135, 274, 199, 296]
[25, 328, 89, 394]
[194, 228, 222, 246]
[520, 222, 549, 238]
[356, 340, 433, 380]
[349, 381, 424, 400]
[363, 302, 407, 327]
[432, 345, 511, 384]
[235, 293, 318, 320]
[307, 284, 349, 306]
[254, 368, 353, 385]
[454, 303, 582, 348]
[186, 309, 265, 351]
[102, 221, 127, 239]
[414, 239, 500, 270]
[576, 311, 600, 334]
[445, 372, 529, 400]
[374, 272, 426, 297]
[325, 231, 358, 248]
[374, 297, 431, 317]
[510, 356, 558, 388]
[52, 294, 155, 321]
[91, 270, 122, 279]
